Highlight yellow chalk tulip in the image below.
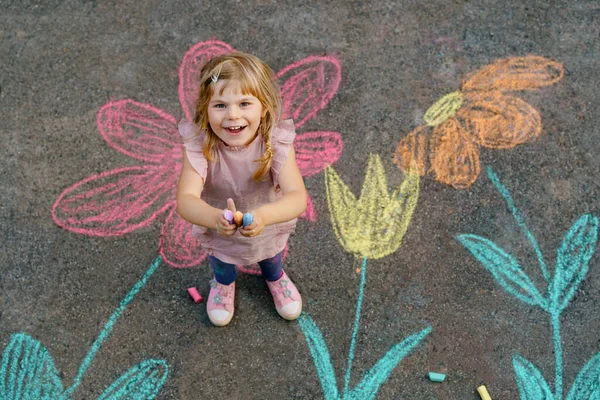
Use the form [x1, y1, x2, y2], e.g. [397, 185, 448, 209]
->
[325, 154, 419, 259]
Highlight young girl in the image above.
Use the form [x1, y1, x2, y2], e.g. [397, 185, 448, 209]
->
[176, 52, 307, 327]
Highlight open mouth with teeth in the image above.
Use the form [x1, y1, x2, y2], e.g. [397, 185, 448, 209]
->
[224, 125, 247, 135]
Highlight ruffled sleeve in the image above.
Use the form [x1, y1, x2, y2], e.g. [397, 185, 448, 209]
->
[178, 119, 208, 180]
[270, 119, 296, 188]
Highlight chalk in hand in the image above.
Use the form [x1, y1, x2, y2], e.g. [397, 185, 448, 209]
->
[243, 212, 253, 227]
[477, 385, 492, 400]
[427, 372, 446, 382]
[223, 210, 234, 224]
[233, 211, 244, 227]
[187, 287, 203, 303]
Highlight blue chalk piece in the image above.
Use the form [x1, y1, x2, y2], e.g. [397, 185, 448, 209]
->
[242, 212, 253, 227]
[428, 372, 446, 382]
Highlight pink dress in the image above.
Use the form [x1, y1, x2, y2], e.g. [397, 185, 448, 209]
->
[179, 119, 298, 265]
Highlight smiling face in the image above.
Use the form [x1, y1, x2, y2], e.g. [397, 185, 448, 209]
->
[207, 79, 265, 147]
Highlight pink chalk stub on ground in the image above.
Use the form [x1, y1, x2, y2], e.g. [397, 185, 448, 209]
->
[187, 287, 203, 303]
[223, 210, 234, 224]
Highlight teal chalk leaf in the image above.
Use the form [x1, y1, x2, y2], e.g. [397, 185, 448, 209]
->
[97, 359, 169, 400]
[457, 234, 547, 309]
[551, 214, 599, 312]
[567, 351, 600, 400]
[297, 313, 340, 400]
[346, 326, 432, 400]
[0, 333, 64, 400]
[513, 355, 554, 400]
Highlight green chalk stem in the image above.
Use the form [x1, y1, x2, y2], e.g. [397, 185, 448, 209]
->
[61, 256, 162, 398]
[486, 167, 551, 283]
[343, 257, 368, 396]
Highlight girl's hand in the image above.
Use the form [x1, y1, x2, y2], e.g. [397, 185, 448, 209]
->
[215, 198, 237, 237]
[240, 210, 265, 237]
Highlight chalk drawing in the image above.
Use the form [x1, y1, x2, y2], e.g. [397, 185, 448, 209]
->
[0, 257, 168, 400]
[52, 39, 344, 268]
[325, 154, 419, 260]
[395, 56, 564, 189]
[298, 155, 430, 399]
[456, 167, 599, 400]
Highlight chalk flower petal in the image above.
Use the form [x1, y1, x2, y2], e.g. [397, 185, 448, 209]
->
[394, 125, 432, 177]
[276, 55, 342, 129]
[52, 166, 177, 236]
[429, 118, 481, 189]
[295, 131, 344, 178]
[160, 207, 208, 268]
[325, 164, 358, 255]
[458, 92, 541, 149]
[462, 55, 564, 92]
[97, 100, 179, 163]
[301, 193, 317, 222]
[423, 91, 463, 127]
[326, 154, 419, 259]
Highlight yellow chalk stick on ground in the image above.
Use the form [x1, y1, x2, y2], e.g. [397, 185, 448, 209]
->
[477, 385, 492, 400]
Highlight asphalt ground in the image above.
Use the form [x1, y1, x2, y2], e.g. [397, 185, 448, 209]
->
[1, 1, 600, 399]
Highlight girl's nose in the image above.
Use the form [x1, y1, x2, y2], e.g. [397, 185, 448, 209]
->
[226, 106, 240, 119]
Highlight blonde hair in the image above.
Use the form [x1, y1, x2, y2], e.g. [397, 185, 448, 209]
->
[194, 52, 282, 181]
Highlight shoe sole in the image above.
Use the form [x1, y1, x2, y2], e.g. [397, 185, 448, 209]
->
[209, 311, 234, 327]
[279, 302, 302, 321]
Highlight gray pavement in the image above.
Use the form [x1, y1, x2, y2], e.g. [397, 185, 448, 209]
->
[2, 0, 600, 399]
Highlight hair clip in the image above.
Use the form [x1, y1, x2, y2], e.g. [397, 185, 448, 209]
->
[211, 74, 218, 83]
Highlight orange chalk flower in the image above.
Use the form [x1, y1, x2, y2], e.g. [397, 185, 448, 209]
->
[394, 55, 564, 189]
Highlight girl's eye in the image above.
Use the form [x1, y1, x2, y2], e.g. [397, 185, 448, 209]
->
[215, 104, 225, 109]
[240, 102, 250, 107]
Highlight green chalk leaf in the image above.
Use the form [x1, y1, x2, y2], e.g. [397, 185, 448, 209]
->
[0, 333, 64, 400]
[513, 355, 554, 400]
[346, 326, 432, 400]
[567, 351, 600, 400]
[457, 234, 547, 309]
[551, 214, 599, 313]
[97, 359, 169, 400]
[297, 313, 340, 400]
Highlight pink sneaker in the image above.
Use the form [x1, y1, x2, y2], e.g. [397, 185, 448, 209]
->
[207, 279, 235, 326]
[266, 271, 302, 320]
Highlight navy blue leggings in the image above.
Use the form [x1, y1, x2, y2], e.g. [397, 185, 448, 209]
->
[209, 251, 283, 285]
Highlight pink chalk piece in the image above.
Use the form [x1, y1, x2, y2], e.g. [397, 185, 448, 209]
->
[223, 210, 234, 224]
[187, 287, 203, 303]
